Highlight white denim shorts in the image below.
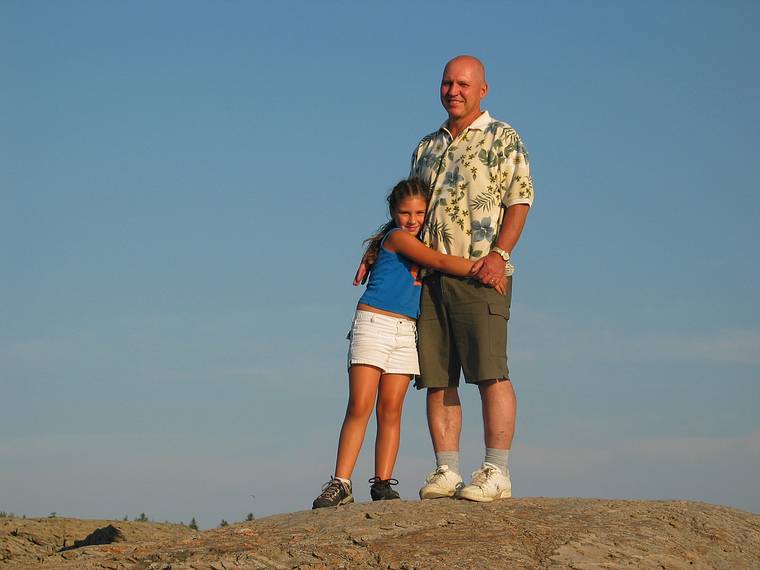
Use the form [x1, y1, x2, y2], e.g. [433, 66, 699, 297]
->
[347, 310, 420, 375]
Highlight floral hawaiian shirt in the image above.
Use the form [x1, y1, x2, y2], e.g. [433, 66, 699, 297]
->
[410, 111, 534, 259]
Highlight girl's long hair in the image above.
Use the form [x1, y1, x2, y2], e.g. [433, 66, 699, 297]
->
[363, 178, 430, 266]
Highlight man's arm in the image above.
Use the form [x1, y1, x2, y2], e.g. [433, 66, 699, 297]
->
[472, 204, 530, 284]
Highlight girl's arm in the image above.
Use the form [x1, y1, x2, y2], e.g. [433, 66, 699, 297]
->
[384, 230, 474, 277]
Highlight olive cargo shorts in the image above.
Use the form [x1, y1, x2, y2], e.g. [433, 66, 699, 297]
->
[415, 273, 511, 389]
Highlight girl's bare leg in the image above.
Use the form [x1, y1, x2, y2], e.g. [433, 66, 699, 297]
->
[334, 365, 382, 480]
[374, 374, 411, 479]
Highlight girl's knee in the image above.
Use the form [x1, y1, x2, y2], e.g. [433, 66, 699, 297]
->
[347, 398, 374, 420]
[376, 402, 403, 425]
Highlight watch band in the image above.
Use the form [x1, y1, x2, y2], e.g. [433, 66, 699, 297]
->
[491, 246, 511, 262]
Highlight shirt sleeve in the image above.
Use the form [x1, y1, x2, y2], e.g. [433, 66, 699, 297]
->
[409, 145, 420, 178]
[501, 137, 535, 209]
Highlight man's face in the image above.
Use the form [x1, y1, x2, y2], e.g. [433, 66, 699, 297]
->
[440, 59, 488, 122]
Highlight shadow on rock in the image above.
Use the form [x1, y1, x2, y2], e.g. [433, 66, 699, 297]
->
[59, 524, 125, 551]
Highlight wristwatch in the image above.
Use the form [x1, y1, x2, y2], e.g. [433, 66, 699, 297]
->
[490, 246, 511, 263]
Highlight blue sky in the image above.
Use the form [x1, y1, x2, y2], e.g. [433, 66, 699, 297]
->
[2, 1, 758, 528]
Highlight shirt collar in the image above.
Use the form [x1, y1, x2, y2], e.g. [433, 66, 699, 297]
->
[440, 110, 492, 136]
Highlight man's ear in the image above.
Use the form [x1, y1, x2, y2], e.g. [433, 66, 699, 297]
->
[480, 81, 489, 101]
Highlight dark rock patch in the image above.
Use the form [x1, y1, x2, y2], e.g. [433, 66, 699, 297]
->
[60, 524, 125, 551]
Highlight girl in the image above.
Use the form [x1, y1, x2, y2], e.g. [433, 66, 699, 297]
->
[312, 178, 483, 508]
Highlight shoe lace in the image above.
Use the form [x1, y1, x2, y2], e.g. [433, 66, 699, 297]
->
[319, 479, 345, 500]
[368, 477, 398, 488]
[471, 466, 497, 487]
[427, 466, 449, 484]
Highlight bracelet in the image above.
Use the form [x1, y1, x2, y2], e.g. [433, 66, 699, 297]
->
[491, 246, 510, 263]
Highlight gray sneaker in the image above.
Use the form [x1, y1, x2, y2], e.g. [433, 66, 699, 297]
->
[312, 478, 354, 509]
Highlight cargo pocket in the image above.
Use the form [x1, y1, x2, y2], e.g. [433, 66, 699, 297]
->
[487, 302, 509, 356]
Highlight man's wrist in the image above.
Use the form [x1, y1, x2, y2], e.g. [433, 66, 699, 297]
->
[490, 246, 510, 263]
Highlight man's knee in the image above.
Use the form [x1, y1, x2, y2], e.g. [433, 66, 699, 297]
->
[478, 378, 516, 402]
[427, 387, 461, 407]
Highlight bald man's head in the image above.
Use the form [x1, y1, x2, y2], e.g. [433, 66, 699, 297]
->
[440, 55, 488, 125]
[443, 55, 486, 83]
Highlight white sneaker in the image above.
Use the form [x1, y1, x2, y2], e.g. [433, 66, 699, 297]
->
[419, 465, 464, 499]
[456, 463, 512, 502]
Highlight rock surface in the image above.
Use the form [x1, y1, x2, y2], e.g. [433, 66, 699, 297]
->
[2, 498, 759, 569]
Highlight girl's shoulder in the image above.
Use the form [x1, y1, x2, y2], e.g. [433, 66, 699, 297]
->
[382, 229, 425, 261]
[381, 227, 405, 248]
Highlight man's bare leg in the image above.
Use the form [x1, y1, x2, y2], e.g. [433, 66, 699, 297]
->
[419, 387, 464, 499]
[426, 387, 462, 451]
[478, 378, 517, 450]
[457, 378, 515, 502]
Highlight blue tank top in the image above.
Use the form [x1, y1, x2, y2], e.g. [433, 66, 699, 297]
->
[358, 228, 422, 319]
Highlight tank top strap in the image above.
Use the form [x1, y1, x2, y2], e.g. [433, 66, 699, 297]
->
[380, 227, 401, 248]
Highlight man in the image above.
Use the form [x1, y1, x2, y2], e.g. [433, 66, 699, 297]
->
[411, 55, 534, 502]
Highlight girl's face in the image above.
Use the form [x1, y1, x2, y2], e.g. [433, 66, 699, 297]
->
[392, 195, 427, 238]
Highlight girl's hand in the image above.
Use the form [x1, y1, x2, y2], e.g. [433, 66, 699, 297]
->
[353, 260, 369, 285]
[468, 259, 482, 277]
[353, 251, 375, 285]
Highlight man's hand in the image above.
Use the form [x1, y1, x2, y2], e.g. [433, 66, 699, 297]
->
[473, 251, 506, 288]
[470, 255, 507, 294]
